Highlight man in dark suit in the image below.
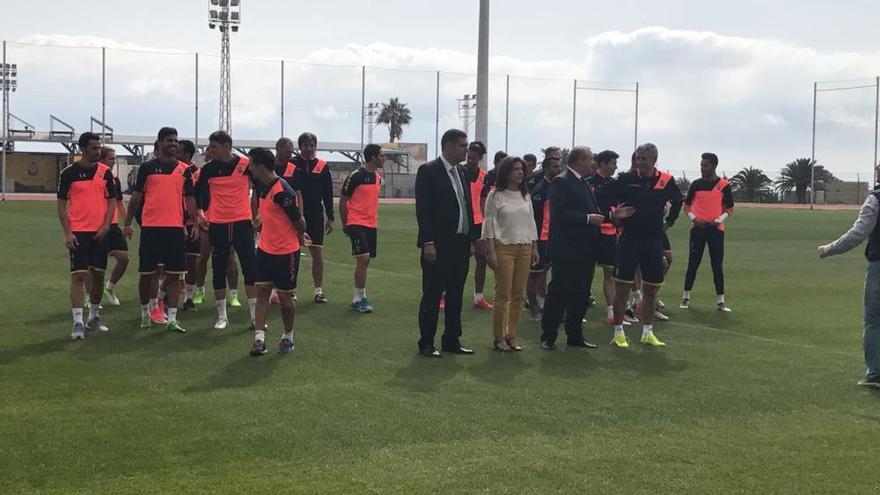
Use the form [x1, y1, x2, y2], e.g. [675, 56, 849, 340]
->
[415, 129, 477, 358]
[540, 146, 632, 349]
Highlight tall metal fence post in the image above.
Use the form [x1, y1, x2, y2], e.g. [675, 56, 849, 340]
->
[360, 65, 365, 152]
[571, 79, 577, 149]
[504, 74, 509, 153]
[281, 60, 285, 137]
[634, 82, 640, 151]
[1, 40, 6, 201]
[874, 76, 879, 173]
[195, 53, 199, 147]
[810, 82, 817, 209]
[101, 47, 106, 140]
[435, 71, 440, 159]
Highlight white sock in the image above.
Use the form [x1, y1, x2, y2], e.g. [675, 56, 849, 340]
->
[149, 298, 159, 311]
[229, 289, 238, 300]
[358, 287, 366, 299]
[606, 305, 614, 318]
[642, 324, 653, 337]
[186, 284, 195, 300]
[717, 294, 725, 304]
[105, 281, 116, 291]
[167, 307, 178, 322]
[537, 295, 545, 308]
[474, 292, 484, 303]
[89, 303, 100, 321]
[353, 287, 361, 303]
[282, 331, 293, 341]
[254, 329, 266, 342]
[216, 299, 227, 319]
[72, 308, 84, 324]
[158, 289, 167, 301]
[271, 288, 278, 298]
[315, 287, 323, 296]
[141, 304, 150, 318]
[613, 324, 624, 336]
[247, 298, 257, 321]
[683, 290, 691, 300]
[632, 290, 643, 303]
[196, 285, 205, 294]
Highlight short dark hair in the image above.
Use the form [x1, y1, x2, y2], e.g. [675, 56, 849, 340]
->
[544, 146, 561, 158]
[364, 144, 382, 162]
[99, 146, 115, 161]
[468, 141, 487, 155]
[494, 151, 508, 164]
[247, 147, 275, 170]
[78, 132, 101, 149]
[494, 156, 528, 198]
[178, 140, 196, 160]
[523, 153, 537, 164]
[209, 130, 232, 147]
[440, 129, 467, 148]
[596, 150, 619, 165]
[275, 137, 293, 149]
[158, 127, 178, 142]
[298, 132, 317, 148]
[701, 152, 719, 167]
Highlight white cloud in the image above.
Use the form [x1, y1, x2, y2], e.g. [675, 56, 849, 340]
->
[11, 28, 880, 174]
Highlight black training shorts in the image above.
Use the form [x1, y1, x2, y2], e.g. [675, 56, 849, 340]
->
[139, 226, 187, 274]
[255, 248, 300, 292]
[69, 231, 109, 273]
[348, 225, 377, 258]
[614, 235, 665, 286]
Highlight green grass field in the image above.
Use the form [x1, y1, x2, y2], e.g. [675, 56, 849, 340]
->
[1, 202, 878, 494]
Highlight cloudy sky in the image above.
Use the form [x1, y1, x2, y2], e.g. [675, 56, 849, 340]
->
[5, 0, 880, 179]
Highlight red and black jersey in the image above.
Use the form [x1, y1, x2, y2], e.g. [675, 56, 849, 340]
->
[341, 167, 381, 228]
[531, 176, 552, 242]
[585, 172, 617, 237]
[133, 158, 194, 228]
[684, 177, 734, 230]
[288, 156, 334, 221]
[597, 168, 683, 240]
[57, 162, 114, 233]
[194, 155, 252, 224]
[255, 178, 302, 255]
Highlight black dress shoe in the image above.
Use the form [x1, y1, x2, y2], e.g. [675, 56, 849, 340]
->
[567, 339, 598, 349]
[419, 347, 441, 358]
[540, 340, 555, 350]
[441, 345, 474, 355]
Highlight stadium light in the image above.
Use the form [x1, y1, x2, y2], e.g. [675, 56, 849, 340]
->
[364, 102, 380, 144]
[458, 94, 477, 136]
[208, 0, 241, 132]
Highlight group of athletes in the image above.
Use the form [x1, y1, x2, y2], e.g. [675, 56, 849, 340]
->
[459, 142, 734, 349]
[57, 125, 732, 355]
[58, 128, 382, 356]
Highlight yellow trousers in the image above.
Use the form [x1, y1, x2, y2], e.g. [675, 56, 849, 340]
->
[491, 242, 532, 339]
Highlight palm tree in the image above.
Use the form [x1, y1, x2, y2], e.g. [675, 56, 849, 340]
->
[730, 166, 774, 203]
[775, 158, 837, 204]
[376, 97, 412, 143]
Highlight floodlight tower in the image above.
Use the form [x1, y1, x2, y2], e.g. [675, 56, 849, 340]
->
[364, 102, 380, 144]
[458, 94, 477, 136]
[208, 0, 241, 133]
[1, 60, 16, 201]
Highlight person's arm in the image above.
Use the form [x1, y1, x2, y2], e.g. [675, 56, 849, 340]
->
[183, 169, 199, 240]
[123, 165, 150, 238]
[819, 194, 879, 257]
[339, 171, 359, 231]
[415, 164, 438, 262]
[482, 191, 498, 269]
[550, 178, 603, 226]
[683, 182, 707, 227]
[95, 169, 115, 241]
[665, 180, 684, 228]
[56, 170, 77, 248]
[114, 178, 127, 223]
[321, 166, 335, 231]
[276, 190, 307, 245]
[715, 184, 735, 224]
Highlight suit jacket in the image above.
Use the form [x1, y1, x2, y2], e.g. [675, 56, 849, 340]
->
[415, 157, 476, 248]
[547, 169, 604, 261]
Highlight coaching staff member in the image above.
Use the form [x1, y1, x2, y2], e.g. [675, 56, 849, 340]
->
[415, 129, 477, 358]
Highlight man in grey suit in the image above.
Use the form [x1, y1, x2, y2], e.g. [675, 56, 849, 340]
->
[415, 129, 477, 358]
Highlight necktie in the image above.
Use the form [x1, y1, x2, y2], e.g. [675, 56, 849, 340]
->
[450, 166, 467, 234]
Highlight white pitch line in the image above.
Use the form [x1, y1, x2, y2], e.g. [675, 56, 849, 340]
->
[666, 320, 854, 358]
[315, 258, 418, 279]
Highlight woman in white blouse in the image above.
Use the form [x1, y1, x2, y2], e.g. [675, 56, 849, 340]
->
[482, 156, 539, 351]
